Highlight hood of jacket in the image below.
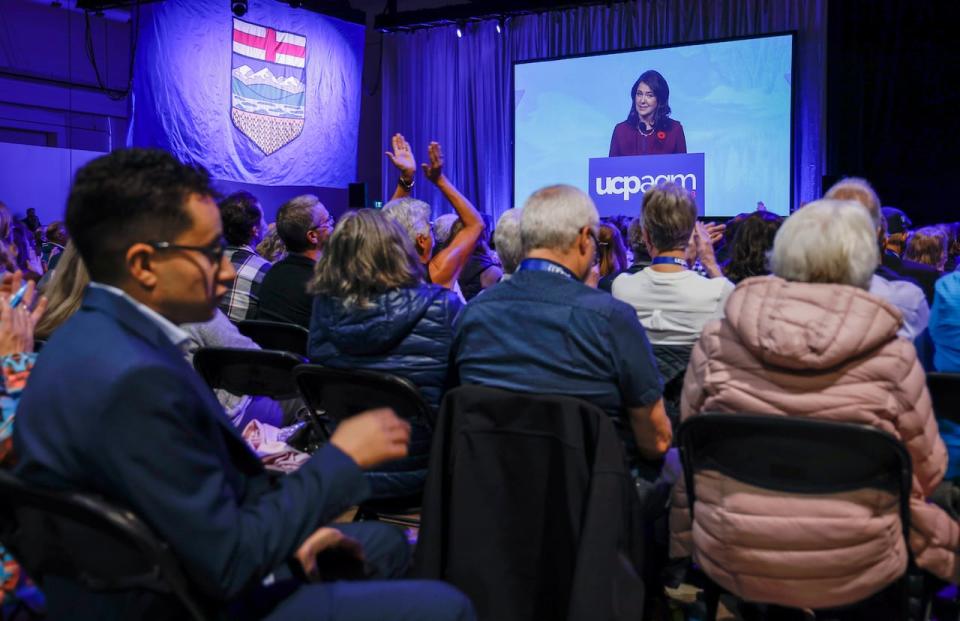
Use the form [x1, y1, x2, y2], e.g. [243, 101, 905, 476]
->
[722, 276, 904, 371]
[312, 284, 445, 356]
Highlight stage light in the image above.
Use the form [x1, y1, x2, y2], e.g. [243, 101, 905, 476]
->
[456, 23, 463, 38]
[231, 0, 247, 17]
[496, 17, 504, 34]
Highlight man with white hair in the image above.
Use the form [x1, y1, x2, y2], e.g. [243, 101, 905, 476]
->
[383, 134, 485, 292]
[451, 185, 671, 465]
[824, 177, 930, 339]
[492, 208, 522, 276]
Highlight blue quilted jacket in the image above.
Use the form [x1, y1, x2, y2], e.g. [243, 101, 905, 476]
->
[308, 284, 464, 414]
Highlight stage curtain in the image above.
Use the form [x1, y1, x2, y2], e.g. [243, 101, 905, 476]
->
[380, 0, 826, 221]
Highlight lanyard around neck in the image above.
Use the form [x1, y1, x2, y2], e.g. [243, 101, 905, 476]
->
[518, 258, 578, 280]
[651, 256, 688, 269]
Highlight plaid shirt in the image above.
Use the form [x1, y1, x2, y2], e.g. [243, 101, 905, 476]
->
[219, 246, 272, 322]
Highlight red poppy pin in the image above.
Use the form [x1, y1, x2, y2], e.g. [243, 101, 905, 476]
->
[656, 131, 667, 140]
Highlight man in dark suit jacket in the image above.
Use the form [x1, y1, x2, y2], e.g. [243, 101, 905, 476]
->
[13, 149, 473, 621]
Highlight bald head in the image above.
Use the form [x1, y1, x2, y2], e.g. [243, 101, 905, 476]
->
[824, 177, 882, 231]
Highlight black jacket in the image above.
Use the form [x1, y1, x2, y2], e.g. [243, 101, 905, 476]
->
[415, 385, 645, 621]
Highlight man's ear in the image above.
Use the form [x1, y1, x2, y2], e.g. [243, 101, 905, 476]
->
[126, 243, 158, 289]
[578, 227, 592, 256]
[306, 229, 320, 248]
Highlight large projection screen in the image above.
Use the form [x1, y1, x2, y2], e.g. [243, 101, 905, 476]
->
[513, 33, 795, 217]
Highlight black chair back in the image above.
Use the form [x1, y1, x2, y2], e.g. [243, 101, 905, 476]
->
[236, 320, 309, 356]
[193, 347, 305, 400]
[928, 372, 960, 424]
[0, 469, 213, 620]
[677, 414, 912, 541]
[293, 364, 432, 426]
[677, 413, 918, 619]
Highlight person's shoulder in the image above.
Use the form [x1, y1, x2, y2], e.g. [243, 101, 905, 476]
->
[935, 270, 960, 297]
[666, 118, 683, 130]
[612, 120, 634, 134]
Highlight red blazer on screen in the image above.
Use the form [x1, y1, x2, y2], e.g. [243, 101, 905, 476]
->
[608, 118, 687, 156]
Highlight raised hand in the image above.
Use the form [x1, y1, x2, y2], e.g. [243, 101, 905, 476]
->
[420, 141, 444, 184]
[384, 133, 416, 183]
[703, 222, 726, 246]
[0, 274, 47, 356]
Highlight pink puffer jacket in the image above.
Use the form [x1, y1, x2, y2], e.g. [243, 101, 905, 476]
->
[670, 276, 959, 609]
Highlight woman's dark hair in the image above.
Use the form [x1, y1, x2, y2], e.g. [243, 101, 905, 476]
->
[722, 211, 784, 284]
[219, 191, 262, 246]
[597, 223, 628, 278]
[65, 148, 215, 283]
[626, 70, 673, 131]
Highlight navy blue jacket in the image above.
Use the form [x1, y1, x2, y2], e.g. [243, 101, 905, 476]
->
[308, 284, 463, 414]
[13, 287, 369, 615]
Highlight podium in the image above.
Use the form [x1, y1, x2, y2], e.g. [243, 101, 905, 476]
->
[588, 153, 705, 217]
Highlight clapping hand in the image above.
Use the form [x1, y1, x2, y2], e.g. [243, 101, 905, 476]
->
[685, 222, 723, 278]
[0, 272, 48, 356]
[385, 133, 417, 183]
[421, 141, 444, 184]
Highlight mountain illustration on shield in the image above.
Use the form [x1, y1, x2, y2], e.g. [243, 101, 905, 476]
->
[232, 65, 305, 116]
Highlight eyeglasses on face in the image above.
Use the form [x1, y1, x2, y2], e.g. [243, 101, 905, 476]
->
[147, 237, 228, 266]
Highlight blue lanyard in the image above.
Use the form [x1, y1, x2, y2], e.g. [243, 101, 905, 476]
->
[651, 256, 688, 268]
[518, 258, 578, 280]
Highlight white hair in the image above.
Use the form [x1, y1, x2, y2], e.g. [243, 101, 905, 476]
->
[383, 197, 431, 244]
[770, 199, 879, 290]
[520, 185, 599, 254]
[432, 213, 460, 247]
[493, 208, 523, 274]
[824, 177, 882, 231]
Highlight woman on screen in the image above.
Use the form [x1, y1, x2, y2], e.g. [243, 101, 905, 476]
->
[609, 70, 687, 156]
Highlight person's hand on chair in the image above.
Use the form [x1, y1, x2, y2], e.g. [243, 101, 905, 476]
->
[330, 407, 410, 469]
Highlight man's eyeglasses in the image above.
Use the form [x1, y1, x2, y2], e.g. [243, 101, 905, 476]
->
[147, 238, 228, 266]
[587, 229, 608, 266]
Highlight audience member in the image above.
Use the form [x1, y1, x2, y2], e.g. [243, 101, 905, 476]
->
[21, 208, 40, 234]
[383, 134, 485, 291]
[596, 223, 628, 279]
[612, 183, 734, 346]
[0, 202, 20, 274]
[431, 213, 461, 252]
[452, 184, 670, 466]
[929, 269, 960, 372]
[492, 208, 523, 277]
[41, 221, 68, 271]
[826, 178, 931, 338]
[13, 148, 474, 620]
[882, 206, 911, 257]
[35, 241, 302, 433]
[625, 217, 651, 271]
[905, 225, 949, 273]
[943, 221, 960, 272]
[218, 191, 271, 322]
[670, 199, 959, 606]
[308, 209, 463, 497]
[256, 222, 286, 263]
[257, 194, 332, 328]
[457, 227, 503, 301]
[0, 272, 45, 609]
[9, 220, 42, 279]
[721, 211, 783, 283]
[866, 200, 938, 302]
[34, 243, 86, 340]
[597, 221, 632, 292]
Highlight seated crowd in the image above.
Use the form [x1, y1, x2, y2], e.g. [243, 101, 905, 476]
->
[0, 138, 959, 620]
